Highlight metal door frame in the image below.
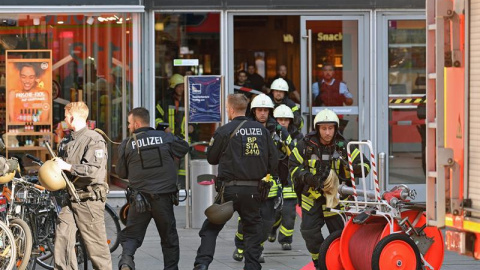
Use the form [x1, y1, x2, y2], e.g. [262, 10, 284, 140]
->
[376, 11, 426, 201]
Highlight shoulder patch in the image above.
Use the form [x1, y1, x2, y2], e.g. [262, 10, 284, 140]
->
[95, 149, 104, 158]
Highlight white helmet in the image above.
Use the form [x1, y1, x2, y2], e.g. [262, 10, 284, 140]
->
[270, 78, 289, 92]
[251, 94, 274, 109]
[273, 104, 294, 119]
[314, 108, 339, 127]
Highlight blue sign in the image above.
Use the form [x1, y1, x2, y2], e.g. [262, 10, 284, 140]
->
[188, 76, 221, 123]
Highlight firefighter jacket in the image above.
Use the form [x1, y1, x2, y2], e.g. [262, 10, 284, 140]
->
[275, 126, 304, 199]
[289, 131, 371, 210]
[116, 127, 189, 194]
[207, 116, 278, 182]
[58, 127, 108, 189]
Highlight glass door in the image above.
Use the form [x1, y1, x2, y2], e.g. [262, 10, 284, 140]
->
[300, 15, 371, 188]
[377, 14, 426, 201]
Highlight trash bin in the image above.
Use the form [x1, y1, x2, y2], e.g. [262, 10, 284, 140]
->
[190, 159, 217, 228]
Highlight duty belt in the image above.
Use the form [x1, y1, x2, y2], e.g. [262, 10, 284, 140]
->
[223, 180, 258, 187]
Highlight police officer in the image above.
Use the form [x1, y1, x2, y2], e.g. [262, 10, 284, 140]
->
[268, 78, 303, 129]
[116, 107, 189, 270]
[232, 94, 279, 264]
[268, 105, 304, 250]
[193, 94, 278, 270]
[289, 108, 370, 270]
[54, 101, 112, 270]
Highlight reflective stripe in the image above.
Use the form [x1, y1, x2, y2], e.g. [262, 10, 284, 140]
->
[273, 218, 282, 227]
[301, 203, 312, 211]
[307, 187, 321, 199]
[155, 118, 163, 125]
[311, 253, 319, 261]
[290, 167, 299, 180]
[268, 185, 278, 198]
[279, 225, 294, 237]
[302, 194, 314, 206]
[291, 105, 299, 112]
[292, 148, 303, 163]
[235, 232, 244, 241]
[363, 163, 371, 172]
[308, 159, 317, 175]
[286, 135, 292, 145]
[351, 148, 360, 161]
[156, 104, 164, 116]
[169, 108, 175, 134]
[178, 169, 186, 176]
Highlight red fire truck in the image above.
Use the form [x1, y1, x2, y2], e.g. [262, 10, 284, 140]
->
[426, 0, 480, 259]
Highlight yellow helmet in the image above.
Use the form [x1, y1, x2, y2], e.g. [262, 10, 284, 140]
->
[314, 108, 339, 127]
[273, 104, 294, 119]
[38, 160, 66, 191]
[0, 172, 14, 184]
[169, 74, 184, 88]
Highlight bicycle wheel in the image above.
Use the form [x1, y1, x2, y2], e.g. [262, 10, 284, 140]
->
[9, 218, 33, 270]
[105, 203, 121, 253]
[0, 220, 17, 270]
[35, 213, 56, 270]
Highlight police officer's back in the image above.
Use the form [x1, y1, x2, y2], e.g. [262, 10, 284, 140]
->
[116, 107, 189, 270]
[194, 94, 278, 270]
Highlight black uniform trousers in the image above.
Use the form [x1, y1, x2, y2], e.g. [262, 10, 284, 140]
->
[271, 199, 297, 244]
[300, 196, 344, 265]
[120, 193, 179, 270]
[234, 198, 275, 249]
[194, 186, 263, 270]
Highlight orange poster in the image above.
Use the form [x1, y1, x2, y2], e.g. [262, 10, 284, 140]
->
[6, 50, 52, 125]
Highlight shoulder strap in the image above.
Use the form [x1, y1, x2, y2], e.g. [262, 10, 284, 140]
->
[230, 120, 248, 138]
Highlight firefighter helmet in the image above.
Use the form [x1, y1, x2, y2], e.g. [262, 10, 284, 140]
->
[270, 78, 289, 92]
[169, 74, 184, 89]
[314, 108, 339, 127]
[38, 160, 66, 191]
[204, 200, 234, 224]
[273, 104, 294, 119]
[251, 94, 274, 109]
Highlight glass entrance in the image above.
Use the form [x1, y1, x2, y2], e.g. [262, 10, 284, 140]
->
[300, 15, 371, 187]
[377, 14, 426, 201]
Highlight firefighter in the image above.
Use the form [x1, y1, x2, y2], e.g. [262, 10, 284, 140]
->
[268, 104, 304, 250]
[193, 94, 278, 270]
[117, 107, 189, 270]
[289, 108, 370, 269]
[268, 78, 303, 129]
[233, 94, 280, 263]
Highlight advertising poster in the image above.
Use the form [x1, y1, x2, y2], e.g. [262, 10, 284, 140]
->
[6, 50, 52, 125]
[188, 76, 221, 123]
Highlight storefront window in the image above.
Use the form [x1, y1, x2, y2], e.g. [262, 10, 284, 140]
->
[0, 13, 133, 175]
[154, 12, 220, 187]
[154, 12, 220, 142]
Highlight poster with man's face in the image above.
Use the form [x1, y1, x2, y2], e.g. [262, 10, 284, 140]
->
[6, 51, 52, 125]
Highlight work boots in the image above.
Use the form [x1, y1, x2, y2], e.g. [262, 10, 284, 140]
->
[118, 254, 135, 270]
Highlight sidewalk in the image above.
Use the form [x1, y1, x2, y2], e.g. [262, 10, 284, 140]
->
[107, 205, 480, 270]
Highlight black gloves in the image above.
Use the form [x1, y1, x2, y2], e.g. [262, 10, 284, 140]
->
[304, 173, 324, 191]
[6, 159, 18, 173]
[132, 192, 151, 213]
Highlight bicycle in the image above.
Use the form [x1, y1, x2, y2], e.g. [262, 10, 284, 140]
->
[0, 196, 18, 270]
